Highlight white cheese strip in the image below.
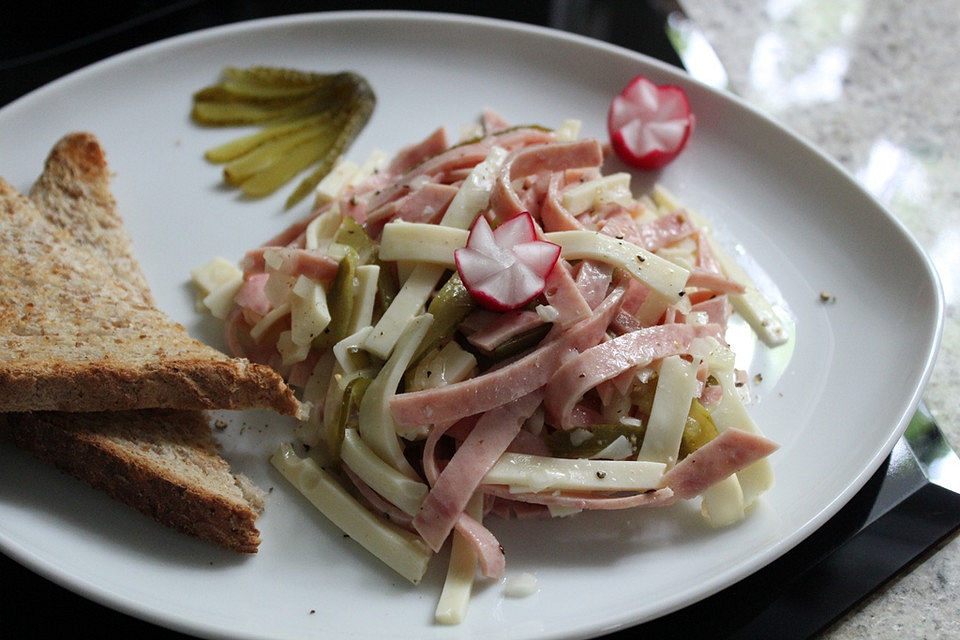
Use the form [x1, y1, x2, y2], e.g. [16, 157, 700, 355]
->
[347, 149, 389, 189]
[358, 314, 434, 478]
[295, 351, 336, 449]
[290, 275, 331, 347]
[708, 366, 775, 506]
[437, 146, 509, 228]
[364, 147, 507, 359]
[378, 222, 467, 267]
[545, 230, 689, 302]
[277, 329, 311, 366]
[638, 355, 700, 468]
[263, 270, 295, 308]
[314, 158, 360, 206]
[553, 118, 582, 143]
[589, 435, 634, 460]
[435, 492, 483, 625]
[201, 275, 243, 319]
[332, 326, 373, 375]
[347, 265, 380, 334]
[561, 173, 632, 216]
[652, 185, 787, 346]
[363, 263, 445, 359]
[341, 428, 428, 516]
[271, 443, 432, 584]
[305, 207, 343, 251]
[190, 257, 242, 295]
[699, 474, 746, 527]
[249, 302, 290, 341]
[483, 453, 665, 493]
[405, 340, 477, 393]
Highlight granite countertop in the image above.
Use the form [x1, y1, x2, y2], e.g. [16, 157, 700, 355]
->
[681, 0, 960, 636]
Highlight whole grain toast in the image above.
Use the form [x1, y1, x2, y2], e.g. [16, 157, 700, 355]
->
[0, 160, 299, 415]
[28, 132, 154, 305]
[0, 132, 278, 552]
[2, 409, 265, 552]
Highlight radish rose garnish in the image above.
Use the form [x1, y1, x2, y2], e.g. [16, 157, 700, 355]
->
[455, 213, 561, 311]
[608, 75, 694, 170]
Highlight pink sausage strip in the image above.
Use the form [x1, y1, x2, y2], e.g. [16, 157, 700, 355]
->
[544, 323, 695, 428]
[632, 212, 696, 252]
[389, 287, 624, 429]
[574, 260, 613, 309]
[233, 273, 271, 315]
[490, 140, 604, 223]
[364, 182, 459, 238]
[542, 260, 593, 327]
[466, 309, 545, 354]
[387, 127, 449, 175]
[241, 247, 340, 284]
[687, 268, 746, 294]
[453, 512, 506, 578]
[660, 428, 779, 499]
[540, 173, 586, 232]
[413, 391, 543, 552]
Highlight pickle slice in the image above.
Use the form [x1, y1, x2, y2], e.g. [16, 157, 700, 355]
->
[326, 375, 371, 462]
[238, 137, 329, 198]
[314, 247, 359, 350]
[224, 126, 328, 187]
[488, 324, 551, 361]
[192, 66, 375, 206]
[284, 80, 375, 208]
[333, 217, 378, 264]
[678, 399, 719, 459]
[547, 423, 646, 459]
[191, 94, 325, 126]
[204, 113, 331, 163]
[411, 273, 476, 363]
[224, 66, 335, 90]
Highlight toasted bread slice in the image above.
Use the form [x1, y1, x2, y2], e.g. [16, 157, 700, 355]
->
[0, 132, 276, 552]
[0, 172, 299, 415]
[28, 132, 154, 305]
[2, 409, 265, 553]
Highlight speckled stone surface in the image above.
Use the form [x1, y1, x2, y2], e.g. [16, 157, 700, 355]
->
[680, 0, 960, 636]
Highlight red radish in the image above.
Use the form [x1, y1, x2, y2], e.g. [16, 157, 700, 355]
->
[455, 213, 561, 311]
[608, 75, 694, 170]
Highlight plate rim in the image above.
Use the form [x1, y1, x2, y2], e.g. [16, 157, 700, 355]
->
[0, 9, 945, 639]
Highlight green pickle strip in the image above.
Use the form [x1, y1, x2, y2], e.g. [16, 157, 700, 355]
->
[411, 273, 476, 363]
[223, 127, 328, 187]
[191, 94, 324, 126]
[375, 262, 399, 314]
[204, 113, 332, 163]
[284, 80, 376, 208]
[326, 375, 371, 462]
[488, 324, 551, 361]
[547, 423, 646, 459]
[678, 398, 719, 459]
[314, 247, 358, 350]
[333, 217, 378, 264]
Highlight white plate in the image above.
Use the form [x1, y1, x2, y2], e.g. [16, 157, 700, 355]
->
[0, 11, 943, 640]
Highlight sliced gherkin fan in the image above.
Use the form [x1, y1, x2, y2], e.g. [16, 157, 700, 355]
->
[192, 67, 375, 208]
